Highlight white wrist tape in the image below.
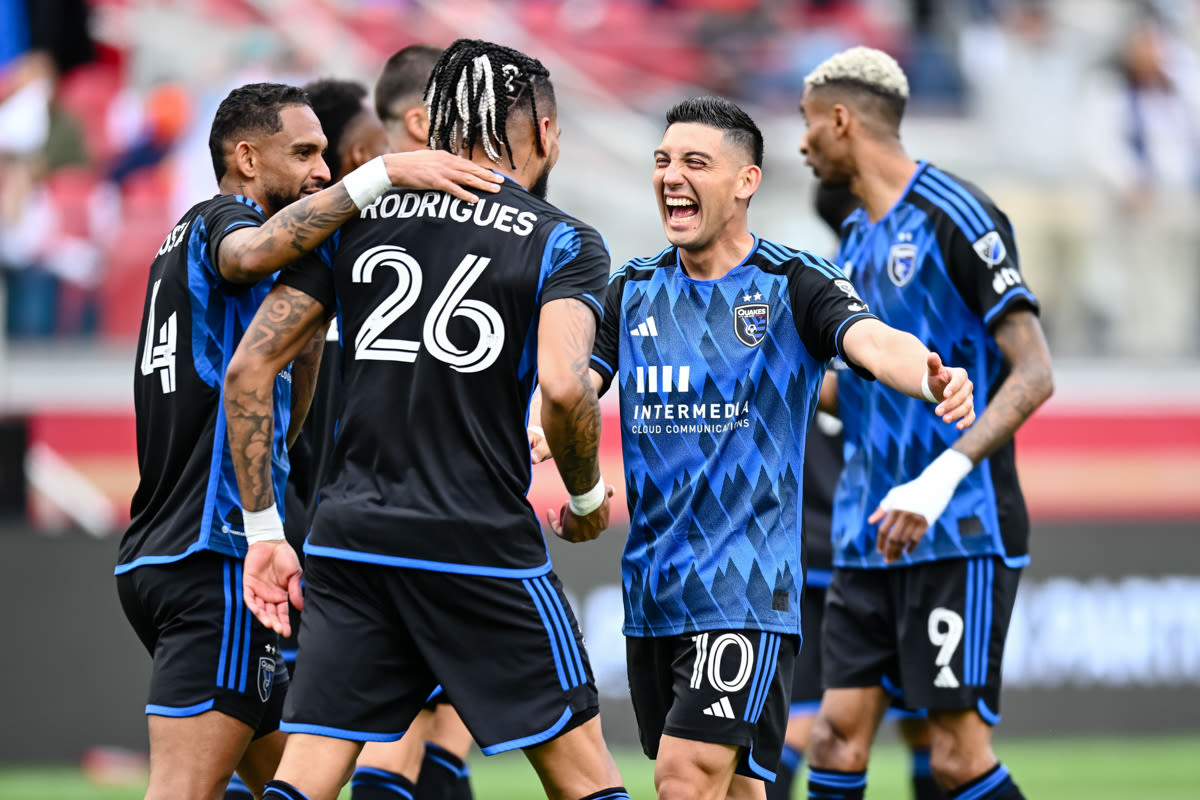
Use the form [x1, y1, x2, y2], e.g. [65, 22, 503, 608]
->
[243, 503, 286, 545]
[528, 425, 545, 439]
[568, 476, 606, 517]
[920, 371, 938, 403]
[877, 449, 973, 525]
[342, 156, 391, 209]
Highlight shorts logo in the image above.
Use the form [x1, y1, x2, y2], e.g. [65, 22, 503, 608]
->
[972, 231, 1007, 266]
[888, 244, 918, 287]
[257, 656, 276, 702]
[702, 696, 736, 719]
[733, 299, 769, 348]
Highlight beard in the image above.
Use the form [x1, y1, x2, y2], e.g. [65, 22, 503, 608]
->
[529, 163, 551, 200]
[264, 185, 303, 214]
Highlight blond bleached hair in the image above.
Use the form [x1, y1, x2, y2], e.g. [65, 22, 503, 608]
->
[803, 46, 909, 100]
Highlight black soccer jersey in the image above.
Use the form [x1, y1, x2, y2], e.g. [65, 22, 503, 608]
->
[284, 175, 609, 576]
[117, 195, 296, 573]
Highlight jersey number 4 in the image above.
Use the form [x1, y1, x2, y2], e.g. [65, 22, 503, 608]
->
[352, 244, 505, 374]
[140, 278, 177, 394]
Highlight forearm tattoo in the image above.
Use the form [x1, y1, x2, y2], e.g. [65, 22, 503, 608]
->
[226, 286, 324, 511]
[548, 299, 602, 495]
[240, 185, 358, 270]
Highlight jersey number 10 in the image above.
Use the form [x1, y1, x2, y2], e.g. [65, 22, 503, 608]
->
[351, 244, 506, 374]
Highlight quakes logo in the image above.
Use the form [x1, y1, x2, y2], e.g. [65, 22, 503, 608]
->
[733, 302, 769, 347]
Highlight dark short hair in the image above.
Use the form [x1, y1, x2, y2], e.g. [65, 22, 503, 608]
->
[304, 78, 369, 180]
[375, 43, 443, 122]
[208, 82, 311, 182]
[426, 39, 554, 167]
[665, 95, 763, 167]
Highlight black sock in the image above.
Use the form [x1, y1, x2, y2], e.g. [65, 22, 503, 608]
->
[807, 767, 866, 800]
[947, 763, 1025, 800]
[453, 762, 473, 800]
[910, 748, 945, 800]
[766, 744, 802, 800]
[416, 744, 467, 800]
[352, 766, 417, 799]
[578, 789, 631, 800]
[262, 780, 311, 800]
[224, 772, 254, 800]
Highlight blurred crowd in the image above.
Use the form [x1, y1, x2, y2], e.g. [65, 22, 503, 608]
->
[1, 0, 1199, 358]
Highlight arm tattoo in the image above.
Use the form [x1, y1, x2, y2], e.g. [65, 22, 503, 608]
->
[225, 285, 327, 512]
[954, 310, 1054, 462]
[287, 323, 327, 447]
[544, 299, 602, 495]
[225, 185, 358, 281]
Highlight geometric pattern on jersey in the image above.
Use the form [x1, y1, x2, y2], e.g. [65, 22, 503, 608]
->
[299, 176, 609, 575]
[118, 195, 292, 572]
[832, 162, 1038, 570]
[591, 237, 876, 638]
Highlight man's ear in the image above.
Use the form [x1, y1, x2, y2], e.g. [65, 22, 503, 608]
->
[832, 103, 852, 138]
[232, 140, 257, 178]
[405, 106, 430, 146]
[535, 115, 553, 156]
[735, 163, 762, 202]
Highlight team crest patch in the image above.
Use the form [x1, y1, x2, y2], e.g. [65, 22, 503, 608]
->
[733, 301, 770, 347]
[833, 279, 868, 312]
[887, 243, 918, 287]
[972, 231, 1007, 266]
[257, 656, 276, 702]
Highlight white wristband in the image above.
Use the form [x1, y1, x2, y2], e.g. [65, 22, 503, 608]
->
[342, 156, 392, 209]
[568, 476, 606, 517]
[528, 425, 545, 438]
[877, 449, 973, 526]
[920, 370, 938, 403]
[243, 503, 286, 545]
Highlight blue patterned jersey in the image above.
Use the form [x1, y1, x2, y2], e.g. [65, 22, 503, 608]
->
[832, 162, 1039, 570]
[591, 236, 877, 638]
[117, 195, 303, 572]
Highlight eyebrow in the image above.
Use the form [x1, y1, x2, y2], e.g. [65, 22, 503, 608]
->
[654, 149, 713, 160]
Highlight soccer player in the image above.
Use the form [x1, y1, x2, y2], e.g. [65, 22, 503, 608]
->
[115, 81, 501, 800]
[767, 182, 944, 800]
[307, 71, 479, 800]
[796, 47, 1054, 800]
[584, 95, 975, 800]
[374, 43, 444, 154]
[223, 39, 631, 800]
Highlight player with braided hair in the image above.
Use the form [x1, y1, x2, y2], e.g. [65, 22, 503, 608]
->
[226, 39, 631, 800]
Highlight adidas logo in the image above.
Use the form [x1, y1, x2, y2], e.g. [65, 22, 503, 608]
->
[934, 666, 960, 689]
[702, 696, 735, 719]
[629, 316, 658, 337]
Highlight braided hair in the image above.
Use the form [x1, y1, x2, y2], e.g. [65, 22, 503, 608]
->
[425, 39, 553, 168]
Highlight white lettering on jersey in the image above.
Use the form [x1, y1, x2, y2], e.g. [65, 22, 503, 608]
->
[157, 221, 189, 256]
[360, 193, 537, 237]
[140, 279, 177, 394]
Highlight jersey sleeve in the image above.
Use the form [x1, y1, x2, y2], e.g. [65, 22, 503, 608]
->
[539, 221, 609, 321]
[204, 195, 267, 286]
[786, 253, 878, 380]
[939, 201, 1039, 331]
[274, 253, 336, 311]
[590, 267, 627, 396]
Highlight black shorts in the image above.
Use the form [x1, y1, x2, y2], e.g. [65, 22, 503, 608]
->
[627, 630, 797, 783]
[283, 555, 599, 754]
[789, 585, 827, 713]
[822, 556, 1020, 721]
[116, 550, 288, 736]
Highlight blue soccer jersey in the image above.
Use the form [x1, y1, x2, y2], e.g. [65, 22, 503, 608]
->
[832, 162, 1039, 570]
[591, 237, 877, 638]
[117, 195, 309, 572]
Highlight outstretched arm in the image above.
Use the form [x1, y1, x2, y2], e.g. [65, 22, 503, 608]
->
[224, 284, 328, 635]
[537, 298, 613, 543]
[217, 151, 503, 284]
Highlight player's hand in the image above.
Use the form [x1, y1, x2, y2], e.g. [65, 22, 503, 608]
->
[546, 484, 616, 543]
[529, 425, 552, 464]
[868, 448, 973, 563]
[924, 353, 975, 430]
[243, 540, 304, 637]
[382, 150, 503, 204]
[870, 503, 931, 564]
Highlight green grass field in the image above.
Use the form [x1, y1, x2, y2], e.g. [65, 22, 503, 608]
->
[2, 736, 1198, 799]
